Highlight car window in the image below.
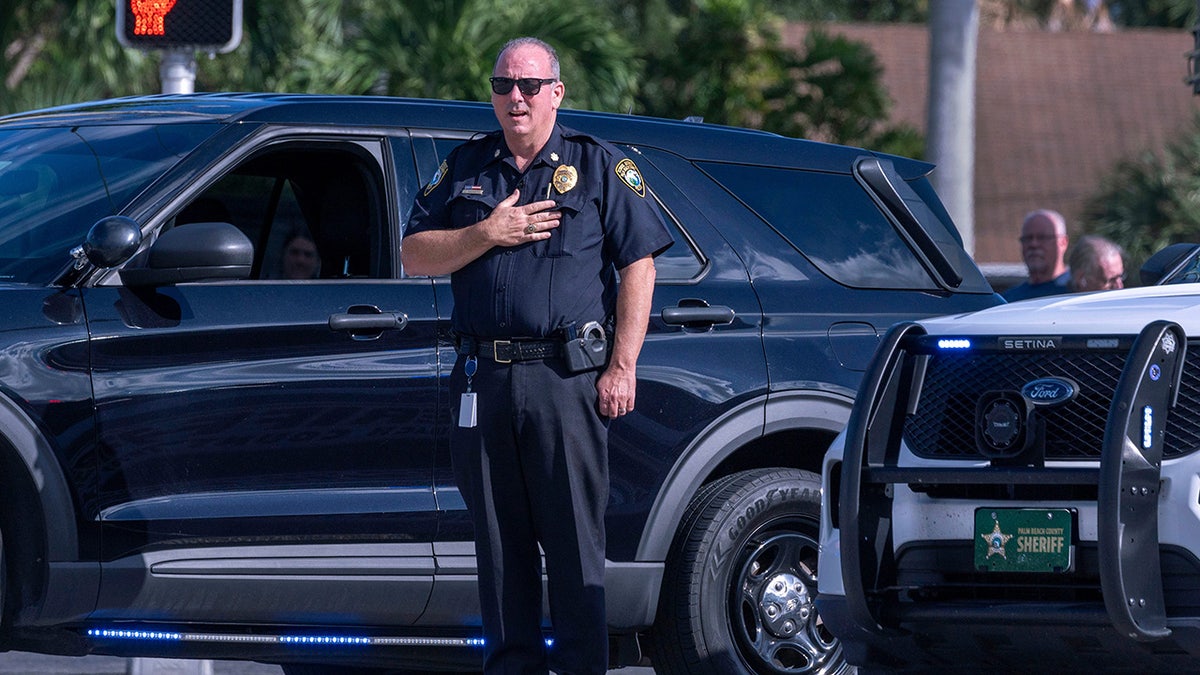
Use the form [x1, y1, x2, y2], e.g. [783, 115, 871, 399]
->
[170, 141, 391, 280]
[0, 123, 219, 283]
[699, 162, 942, 291]
[643, 196, 703, 281]
[1158, 246, 1200, 285]
[432, 138, 467, 170]
[619, 148, 704, 282]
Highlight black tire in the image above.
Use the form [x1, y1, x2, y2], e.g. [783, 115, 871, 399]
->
[651, 468, 852, 675]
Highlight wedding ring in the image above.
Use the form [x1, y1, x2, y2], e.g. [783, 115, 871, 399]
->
[525, 224, 537, 234]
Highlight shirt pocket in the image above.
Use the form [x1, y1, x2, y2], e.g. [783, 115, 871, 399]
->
[533, 190, 590, 258]
[449, 193, 498, 229]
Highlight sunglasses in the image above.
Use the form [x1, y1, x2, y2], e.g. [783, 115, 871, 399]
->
[490, 77, 557, 96]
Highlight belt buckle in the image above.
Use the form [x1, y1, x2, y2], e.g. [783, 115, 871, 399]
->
[493, 340, 512, 364]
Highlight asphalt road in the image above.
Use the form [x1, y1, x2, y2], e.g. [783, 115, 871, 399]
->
[0, 653, 657, 673]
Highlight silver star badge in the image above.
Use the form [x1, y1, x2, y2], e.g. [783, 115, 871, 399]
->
[1162, 333, 1177, 355]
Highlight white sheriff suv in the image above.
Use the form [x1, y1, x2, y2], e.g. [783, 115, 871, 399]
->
[817, 245, 1200, 673]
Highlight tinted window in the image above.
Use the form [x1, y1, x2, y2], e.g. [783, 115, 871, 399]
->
[644, 195, 703, 281]
[170, 142, 390, 280]
[0, 123, 219, 283]
[621, 148, 704, 281]
[700, 162, 939, 290]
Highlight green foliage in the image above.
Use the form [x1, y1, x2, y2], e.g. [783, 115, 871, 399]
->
[769, 0, 927, 22]
[203, 0, 377, 94]
[358, 0, 638, 112]
[626, 0, 919, 153]
[1081, 114, 1200, 269]
[790, 29, 922, 153]
[1110, 0, 1194, 28]
[1, 0, 157, 115]
[1, 0, 917, 158]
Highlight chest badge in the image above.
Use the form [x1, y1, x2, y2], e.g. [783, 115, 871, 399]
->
[553, 164, 578, 194]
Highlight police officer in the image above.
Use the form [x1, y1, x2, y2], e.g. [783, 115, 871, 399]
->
[402, 37, 672, 675]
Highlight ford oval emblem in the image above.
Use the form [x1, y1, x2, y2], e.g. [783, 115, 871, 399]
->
[1021, 377, 1078, 407]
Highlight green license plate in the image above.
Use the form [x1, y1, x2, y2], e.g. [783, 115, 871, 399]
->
[974, 508, 1073, 573]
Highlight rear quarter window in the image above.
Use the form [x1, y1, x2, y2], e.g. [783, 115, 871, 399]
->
[699, 162, 940, 291]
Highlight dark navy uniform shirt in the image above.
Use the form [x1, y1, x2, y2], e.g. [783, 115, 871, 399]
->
[405, 124, 673, 339]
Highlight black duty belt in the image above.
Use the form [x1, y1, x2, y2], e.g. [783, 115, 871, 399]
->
[456, 335, 561, 363]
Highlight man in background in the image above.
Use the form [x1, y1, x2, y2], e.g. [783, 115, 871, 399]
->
[1068, 234, 1125, 292]
[1002, 209, 1070, 301]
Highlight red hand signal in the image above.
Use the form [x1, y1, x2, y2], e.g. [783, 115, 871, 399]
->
[131, 0, 178, 36]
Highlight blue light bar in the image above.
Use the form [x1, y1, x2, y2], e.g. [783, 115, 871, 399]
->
[87, 627, 489, 648]
[86, 627, 553, 650]
[1143, 405, 1154, 449]
[279, 636, 373, 645]
[88, 629, 182, 641]
[937, 338, 972, 350]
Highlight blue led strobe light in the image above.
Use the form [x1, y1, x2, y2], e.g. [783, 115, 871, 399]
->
[1143, 405, 1154, 449]
[86, 627, 553, 650]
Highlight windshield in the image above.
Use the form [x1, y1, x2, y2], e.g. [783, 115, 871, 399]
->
[0, 123, 219, 283]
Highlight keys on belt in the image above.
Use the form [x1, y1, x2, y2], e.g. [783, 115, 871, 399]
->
[456, 336, 561, 363]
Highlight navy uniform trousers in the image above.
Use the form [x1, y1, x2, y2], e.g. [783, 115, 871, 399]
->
[450, 353, 610, 675]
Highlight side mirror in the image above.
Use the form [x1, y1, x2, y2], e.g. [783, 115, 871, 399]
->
[82, 216, 143, 268]
[120, 221, 253, 287]
[1139, 243, 1200, 286]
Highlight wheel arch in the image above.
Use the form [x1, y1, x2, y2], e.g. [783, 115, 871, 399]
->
[635, 389, 852, 561]
[0, 393, 82, 622]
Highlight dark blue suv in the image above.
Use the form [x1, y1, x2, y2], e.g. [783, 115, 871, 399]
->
[0, 94, 999, 674]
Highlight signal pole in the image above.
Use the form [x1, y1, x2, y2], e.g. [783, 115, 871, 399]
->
[160, 50, 197, 94]
[115, 0, 242, 94]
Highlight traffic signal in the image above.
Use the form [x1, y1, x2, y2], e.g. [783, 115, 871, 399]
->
[116, 0, 242, 53]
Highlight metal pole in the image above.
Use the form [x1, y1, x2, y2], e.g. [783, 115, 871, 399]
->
[160, 49, 197, 94]
[927, 0, 979, 255]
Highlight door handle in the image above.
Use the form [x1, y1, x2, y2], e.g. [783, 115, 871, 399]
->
[329, 307, 409, 335]
[661, 301, 735, 327]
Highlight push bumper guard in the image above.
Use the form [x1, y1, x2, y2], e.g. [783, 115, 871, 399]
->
[836, 320, 1187, 643]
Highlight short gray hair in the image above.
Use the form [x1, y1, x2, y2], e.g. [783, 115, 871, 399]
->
[1068, 234, 1124, 291]
[1022, 209, 1067, 237]
[495, 37, 560, 79]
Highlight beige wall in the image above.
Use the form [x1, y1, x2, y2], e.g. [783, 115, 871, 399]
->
[785, 23, 1200, 264]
